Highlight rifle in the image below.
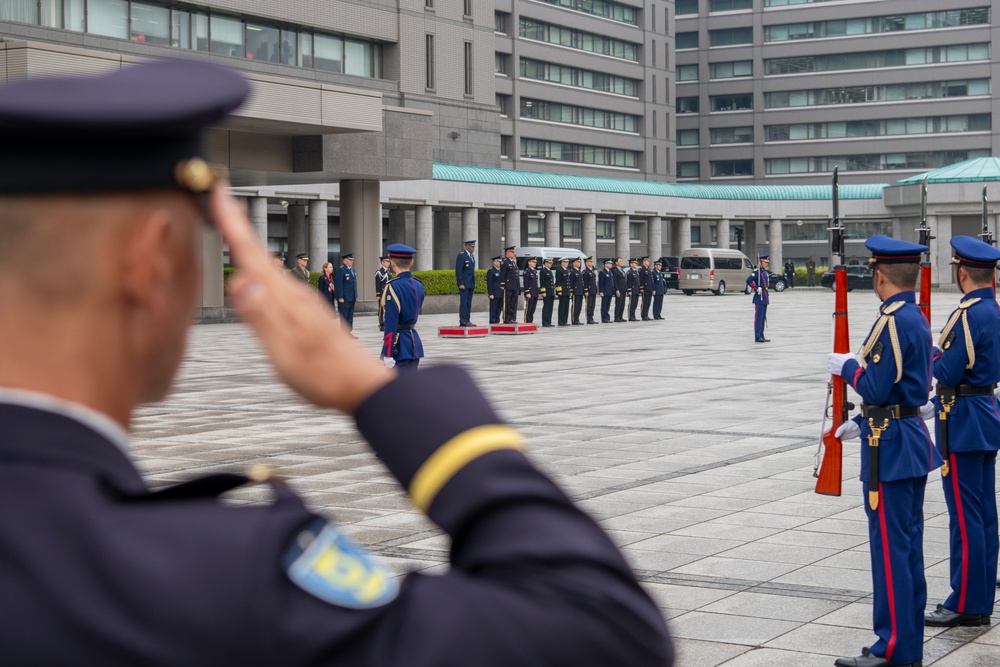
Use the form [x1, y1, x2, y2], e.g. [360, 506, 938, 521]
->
[917, 177, 933, 324]
[815, 167, 853, 496]
[982, 186, 994, 245]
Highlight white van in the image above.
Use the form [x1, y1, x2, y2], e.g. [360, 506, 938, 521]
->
[515, 246, 589, 270]
[678, 248, 755, 296]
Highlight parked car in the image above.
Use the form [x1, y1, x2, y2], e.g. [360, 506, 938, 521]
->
[820, 265, 873, 291]
[657, 256, 680, 290]
[679, 248, 754, 296]
[768, 270, 788, 292]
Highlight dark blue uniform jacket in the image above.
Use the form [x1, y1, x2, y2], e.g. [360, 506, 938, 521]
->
[335, 264, 357, 302]
[380, 271, 424, 361]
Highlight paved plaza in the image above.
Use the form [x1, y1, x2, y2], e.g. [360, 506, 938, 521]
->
[131, 288, 1000, 666]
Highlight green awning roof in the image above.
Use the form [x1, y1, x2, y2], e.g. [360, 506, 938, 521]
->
[433, 164, 887, 201]
[896, 157, 1000, 185]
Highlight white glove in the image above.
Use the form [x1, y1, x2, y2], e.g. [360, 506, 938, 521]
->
[383, 357, 396, 369]
[835, 420, 861, 440]
[919, 400, 936, 421]
[756, 288, 762, 296]
[827, 352, 854, 376]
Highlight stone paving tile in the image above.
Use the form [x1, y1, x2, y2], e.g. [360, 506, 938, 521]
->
[718, 648, 837, 667]
[668, 610, 802, 645]
[700, 591, 844, 622]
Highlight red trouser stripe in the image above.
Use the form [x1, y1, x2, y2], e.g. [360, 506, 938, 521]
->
[949, 452, 970, 611]
[877, 484, 898, 661]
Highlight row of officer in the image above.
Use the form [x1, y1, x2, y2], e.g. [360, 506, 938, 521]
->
[598, 257, 665, 324]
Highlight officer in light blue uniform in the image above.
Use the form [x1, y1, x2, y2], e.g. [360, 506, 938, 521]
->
[455, 240, 477, 326]
[335, 253, 357, 330]
[380, 244, 424, 371]
[827, 236, 940, 667]
[746, 255, 770, 343]
[924, 236, 1000, 629]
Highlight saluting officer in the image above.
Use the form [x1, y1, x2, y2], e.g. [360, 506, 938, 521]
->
[569, 257, 584, 325]
[455, 239, 477, 327]
[598, 258, 615, 323]
[626, 258, 640, 322]
[651, 260, 665, 320]
[487, 256, 503, 324]
[375, 256, 392, 331]
[540, 257, 556, 327]
[923, 236, 1000, 630]
[638, 257, 653, 321]
[583, 256, 598, 324]
[747, 255, 770, 343]
[522, 256, 540, 323]
[500, 245, 519, 324]
[380, 244, 424, 371]
[827, 236, 940, 667]
[555, 257, 571, 326]
[612, 257, 628, 323]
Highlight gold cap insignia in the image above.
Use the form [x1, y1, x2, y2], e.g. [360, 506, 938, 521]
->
[175, 158, 226, 193]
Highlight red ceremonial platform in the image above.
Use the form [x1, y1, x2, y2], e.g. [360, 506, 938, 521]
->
[438, 325, 490, 338]
[490, 322, 538, 335]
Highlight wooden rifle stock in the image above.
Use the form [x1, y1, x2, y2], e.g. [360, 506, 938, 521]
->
[816, 267, 850, 496]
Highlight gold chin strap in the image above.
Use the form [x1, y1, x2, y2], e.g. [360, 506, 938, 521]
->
[859, 301, 904, 383]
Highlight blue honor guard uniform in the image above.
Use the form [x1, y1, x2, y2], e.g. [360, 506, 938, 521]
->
[381, 244, 424, 370]
[925, 236, 1000, 629]
[455, 240, 476, 326]
[746, 256, 770, 342]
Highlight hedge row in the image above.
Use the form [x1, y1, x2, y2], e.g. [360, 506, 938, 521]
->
[224, 267, 482, 296]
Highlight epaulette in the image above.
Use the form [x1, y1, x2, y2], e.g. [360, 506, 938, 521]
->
[958, 297, 981, 310]
[882, 301, 905, 315]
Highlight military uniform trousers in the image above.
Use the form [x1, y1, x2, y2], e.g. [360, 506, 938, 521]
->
[614, 294, 626, 322]
[627, 293, 639, 321]
[652, 294, 664, 319]
[503, 290, 518, 323]
[458, 288, 474, 326]
[641, 291, 652, 320]
[489, 296, 502, 324]
[601, 295, 612, 323]
[585, 294, 597, 323]
[524, 294, 538, 323]
[572, 295, 584, 324]
[542, 295, 555, 326]
[557, 295, 570, 326]
[753, 302, 767, 339]
[338, 301, 356, 330]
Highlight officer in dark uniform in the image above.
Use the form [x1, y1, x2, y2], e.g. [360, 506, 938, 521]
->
[522, 256, 540, 323]
[455, 240, 477, 326]
[598, 258, 615, 323]
[924, 236, 1000, 629]
[612, 257, 628, 322]
[626, 258, 640, 321]
[651, 259, 665, 320]
[540, 257, 556, 327]
[375, 256, 392, 331]
[291, 252, 311, 282]
[746, 255, 770, 343]
[827, 236, 941, 667]
[639, 256, 653, 321]
[555, 257, 571, 326]
[0, 61, 673, 667]
[486, 256, 503, 324]
[380, 244, 424, 371]
[335, 252, 357, 331]
[500, 245, 519, 324]
[583, 256, 598, 324]
[569, 257, 584, 325]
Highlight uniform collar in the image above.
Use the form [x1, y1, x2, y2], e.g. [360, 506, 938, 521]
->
[881, 290, 915, 309]
[964, 286, 995, 301]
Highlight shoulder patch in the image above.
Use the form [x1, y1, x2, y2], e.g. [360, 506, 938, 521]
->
[942, 329, 956, 350]
[871, 340, 884, 364]
[284, 518, 398, 610]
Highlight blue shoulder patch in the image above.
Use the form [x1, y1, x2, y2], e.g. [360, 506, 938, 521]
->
[284, 518, 398, 609]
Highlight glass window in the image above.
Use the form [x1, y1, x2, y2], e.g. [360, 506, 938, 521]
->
[315, 33, 344, 73]
[278, 29, 296, 65]
[676, 0, 699, 15]
[298, 31, 313, 67]
[344, 40, 371, 77]
[677, 64, 698, 81]
[1, 0, 38, 23]
[564, 219, 582, 239]
[596, 220, 614, 239]
[40, 0, 62, 28]
[677, 129, 699, 145]
[676, 32, 699, 49]
[130, 2, 169, 46]
[88, 0, 127, 39]
[171, 10, 190, 49]
[65, 0, 85, 32]
[193, 12, 209, 52]
[677, 162, 700, 178]
[246, 23, 280, 62]
[425, 34, 435, 89]
[463, 41, 473, 95]
[210, 15, 244, 57]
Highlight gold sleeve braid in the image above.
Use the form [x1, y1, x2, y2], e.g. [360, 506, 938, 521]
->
[859, 301, 904, 384]
[937, 298, 980, 370]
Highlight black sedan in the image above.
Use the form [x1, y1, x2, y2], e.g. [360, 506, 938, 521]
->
[820, 265, 873, 291]
[768, 270, 788, 292]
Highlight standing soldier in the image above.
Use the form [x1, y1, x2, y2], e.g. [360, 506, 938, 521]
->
[380, 244, 424, 371]
[747, 255, 770, 343]
[783, 257, 795, 289]
[598, 258, 614, 323]
[522, 256, 540, 324]
[455, 240, 477, 327]
[335, 252, 357, 331]
[583, 256, 598, 324]
[626, 258, 640, 322]
[500, 246, 519, 324]
[639, 256, 653, 321]
[569, 257, 584, 325]
[375, 256, 392, 331]
[487, 256, 503, 324]
[555, 257, 571, 327]
[613, 257, 627, 323]
[291, 253, 311, 282]
[540, 257, 556, 327]
[826, 236, 940, 667]
[805, 255, 817, 286]
[651, 260, 665, 320]
[924, 236, 1000, 630]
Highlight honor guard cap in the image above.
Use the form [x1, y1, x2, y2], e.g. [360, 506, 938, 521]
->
[0, 59, 248, 195]
[342, 253, 354, 260]
[386, 243, 416, 258]
[492, 256, 502, 262]
[865, 236, 927, 264]
[759, 254, 770, 260]
[950, 236, 1000, 267]
[464, 240, 476, 246]
[296, 253, 309, 260]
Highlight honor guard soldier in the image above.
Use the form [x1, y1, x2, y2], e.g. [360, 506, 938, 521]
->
[375, 256, 392, 331]
[651, 260, 665, 320]
[335, 252, 358, 331]
[583, 256, 598, 324]
[598, 258, 615, 323]
[540, 257, 556, 327]
[923, 236, 1000, 629]
[747, 255, 770, 343]
[0, 60, 673, 667]
[291, 252, 311, 282]
[626, 258, 640, 321]
[500, 245, 519, 324]
[455, 240, 477, 326]
[487, 256, 503, 324]
[380, 245, 424, 371]
[569, 256, 584, 325]
[827, 236, 941, 667]
[613, 257, 628, 322]
[639, 257, 653, 320]
[522, 256, 540, 323]
[555, 257, 571, 326]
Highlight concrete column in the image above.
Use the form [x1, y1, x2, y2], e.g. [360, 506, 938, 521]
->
[647, 216, 662, 259]
[248, 197, 268, 246]
[768, 219, 783, 268]
[287, 204, 307, 262]
[433, 210, 451, 270]
[615, 215, 630, 260]
[582, 213, 597, 259]
[479, 212, 494, 259]
[716, 219, 730, 250]
[339, 180, 382, 302]
[460, 207, 479, 266]
[545, 211, 561, 247]
[308, 200, 329, 271]
[415, 205, 433, 272]
[388, 209, 407, 245]
[504, 209, 521, 251]
[678, 218, 691, 253]
[744, 221, 758, 257]
[520, 214, 530, 247]
[200, 224, 225, 315]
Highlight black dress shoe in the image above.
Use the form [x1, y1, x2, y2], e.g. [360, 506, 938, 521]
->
[834, 647, 921, 667]
[761, 337, 771, 342]
[628, 317, 637, 321]
[925, 603, 990, 627]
